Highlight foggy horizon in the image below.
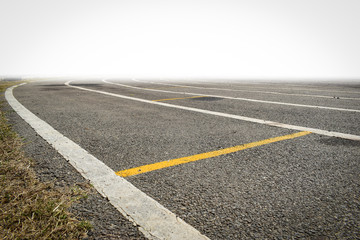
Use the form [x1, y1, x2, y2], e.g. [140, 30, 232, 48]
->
[1, 0, 360, 81]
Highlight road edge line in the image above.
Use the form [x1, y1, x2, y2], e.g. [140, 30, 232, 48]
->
[5, 83, 210, 240]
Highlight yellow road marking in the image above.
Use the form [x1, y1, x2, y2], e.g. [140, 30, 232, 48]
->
[144, 86, 189, 90]
[152, 95, 208, 102]
[116, 131, 311, 177]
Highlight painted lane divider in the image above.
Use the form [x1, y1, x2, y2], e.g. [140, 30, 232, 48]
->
[67, 80, 360, 141]
[152, 95, 208, 102]
[113, 79, 360, 113]
[117, 131, 312, 177]
[136, 79, 360, 95]
[6, 83, 209, 240]
[134, 79, 360, 101]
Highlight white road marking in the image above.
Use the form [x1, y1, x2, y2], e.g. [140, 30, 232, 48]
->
[106, 79, 360, 113]
[67, 80, 360, 141]
[156, 79, 360, 94]
[5, 83, 209, 240]
[132, 79, 360, 100]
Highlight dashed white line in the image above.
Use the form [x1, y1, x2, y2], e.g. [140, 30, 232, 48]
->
[6, 83, 209, 240]
[67, 80, 360, 141]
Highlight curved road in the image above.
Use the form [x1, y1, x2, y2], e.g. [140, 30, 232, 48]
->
[9, 79, 360, 239]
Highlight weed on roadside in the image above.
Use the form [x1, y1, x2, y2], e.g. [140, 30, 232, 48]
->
[0, 81, 92, 239]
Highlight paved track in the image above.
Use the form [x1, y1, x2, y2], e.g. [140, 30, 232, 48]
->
[10, 79, 360, 239]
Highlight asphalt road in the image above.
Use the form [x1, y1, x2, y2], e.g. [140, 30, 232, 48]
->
[9, 79, 360, 239]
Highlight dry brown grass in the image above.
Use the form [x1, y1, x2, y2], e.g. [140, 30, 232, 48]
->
[0, 81, 91, 239]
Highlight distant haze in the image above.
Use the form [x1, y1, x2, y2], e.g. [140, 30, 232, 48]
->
[1, 0, 360, 80]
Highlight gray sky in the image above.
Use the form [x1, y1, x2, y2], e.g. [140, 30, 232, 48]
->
[1, 0, 360, 79]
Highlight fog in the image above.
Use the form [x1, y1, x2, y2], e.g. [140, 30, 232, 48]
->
[1, 0, 360, 81]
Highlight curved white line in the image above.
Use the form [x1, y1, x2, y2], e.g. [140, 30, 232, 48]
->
[104, 79, 360, 113]
[6, 83, 209, 240]
[133, 79, 360, 100]
[66, 80, 360, 141]
[154, 80, 360, 95]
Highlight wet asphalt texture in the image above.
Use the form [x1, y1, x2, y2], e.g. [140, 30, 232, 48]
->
[4, 79, 360, 239]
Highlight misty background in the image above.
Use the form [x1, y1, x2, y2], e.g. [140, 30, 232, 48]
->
[1, 0, 359, 80]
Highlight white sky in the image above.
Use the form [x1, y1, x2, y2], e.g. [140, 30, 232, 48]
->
[1, 0, 360, 79]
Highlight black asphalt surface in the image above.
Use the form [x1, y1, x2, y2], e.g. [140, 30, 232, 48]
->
[7, 79, 360, 239]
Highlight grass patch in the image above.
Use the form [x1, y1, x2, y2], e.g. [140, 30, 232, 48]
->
[0, 81, 92, 239]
